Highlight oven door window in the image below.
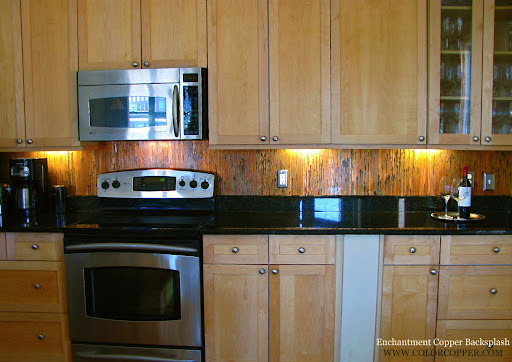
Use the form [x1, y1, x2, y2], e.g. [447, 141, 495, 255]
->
[89, 96, 167, 128]
[84, 267, 180, 321]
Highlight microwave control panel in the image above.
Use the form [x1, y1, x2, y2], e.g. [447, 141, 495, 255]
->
[97, 169, 214, 198]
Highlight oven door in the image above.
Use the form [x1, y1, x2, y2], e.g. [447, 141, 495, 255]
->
[78, 83, 179, 141]
[65, 250, 201, 347]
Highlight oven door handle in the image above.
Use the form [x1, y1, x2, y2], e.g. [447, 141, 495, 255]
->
[65, 243, 197, 254]
[76, 351, 195, 361]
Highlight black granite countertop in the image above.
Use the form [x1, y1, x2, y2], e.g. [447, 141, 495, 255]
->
[1, 196, 511, 235]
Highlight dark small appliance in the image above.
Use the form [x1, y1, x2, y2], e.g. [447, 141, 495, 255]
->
[9, 158, 49, 216]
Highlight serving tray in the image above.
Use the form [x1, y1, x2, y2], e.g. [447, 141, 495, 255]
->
[431, 212, 485, 222]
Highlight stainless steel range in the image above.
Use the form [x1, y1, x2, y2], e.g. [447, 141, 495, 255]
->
[64, 169, 215, 362]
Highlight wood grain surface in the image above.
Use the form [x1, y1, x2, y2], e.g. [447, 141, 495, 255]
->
[0, 142, 511, 196]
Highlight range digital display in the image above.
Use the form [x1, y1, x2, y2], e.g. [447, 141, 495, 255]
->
[133, 176, 176, 191]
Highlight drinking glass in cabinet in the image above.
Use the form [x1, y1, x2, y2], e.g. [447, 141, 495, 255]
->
[438, 0, 473, 136]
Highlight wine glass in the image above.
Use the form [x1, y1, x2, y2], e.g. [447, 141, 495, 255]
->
[439, 176, 452, 213]
[451, 177, 460, 215]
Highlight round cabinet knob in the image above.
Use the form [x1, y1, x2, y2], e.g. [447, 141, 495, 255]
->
[144, 61, 150, 67]
[473, 136, 479, 142]
[189, 180, 198, 189]
[490, 288, 498, 294]
[34, 284, 40, 289]
[493, 247, 500, 253]
[32, 244, 38, 250]
[430, 269, 437, 275]
[298, 247, 306, 254]
[260, 136, 266, 141]
[112, 180, 121, 189]
[101, 181, 110, 190]
[27, 139, 33, 144]
[37, 334, 44, 340]
[16, 139, 22, 144]
[132, 61, 138, 67]
[418, 136, 425, 142]
[179, 179, 186, 187]
[485, 137, 492, 142]
[409, 247, 417, 254]
[259, 268, 266, 274]
[201, 181, 209, 190]
[272, 269, 278, 274]
[272, 136, 278, 142]
[232, 247, 239, 254]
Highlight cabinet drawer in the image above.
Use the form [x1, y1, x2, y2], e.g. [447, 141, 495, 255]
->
[441, 235, 512, 265]
[436, 320, 512, 361]
[203, 235, 268, 264]
[384, 235, 440, 265]
[269, 235, 335, 264]
[0, 312, 70, 362]
[6, 233, 63, 261]
[0, 261, 67, 313]
[438, 266, 512, 320]
[0, 233, 5, 260]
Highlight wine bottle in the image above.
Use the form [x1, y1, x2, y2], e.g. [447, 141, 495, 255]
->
[458, 166, 472, 219]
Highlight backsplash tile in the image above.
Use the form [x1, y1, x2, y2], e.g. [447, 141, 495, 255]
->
[1, 141, 511, 196]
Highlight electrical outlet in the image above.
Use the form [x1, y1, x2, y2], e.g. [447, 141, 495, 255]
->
[277, 170, 288, 188]
[484, 173, 495, 191]
[468, 171, 474, 187]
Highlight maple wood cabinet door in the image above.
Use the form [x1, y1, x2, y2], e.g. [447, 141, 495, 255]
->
[21, 0, 79, 148]
[380, 265, 439, 362]
[268, 0, 331, 145]
[332, 0, 428, 146]
[203, 264, 269, 362]
[269, 264, 335, 361]
[0, 0, 25, 149]
[208, 0, 270, 146]
[141, 0, 206, 68]
[78, 0, 141, 70]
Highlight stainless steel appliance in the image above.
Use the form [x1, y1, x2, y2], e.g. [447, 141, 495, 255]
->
[78, 68, 207, 141]
[9, 158, 48, 216]
[64, 169, 215, 362]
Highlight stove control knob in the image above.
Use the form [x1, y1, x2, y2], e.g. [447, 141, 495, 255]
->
[101, 180, 110, 190]
[201, 180, 209, 189]
[179, 179, 186, 187]
[190, 180, 198, 188]
[112, 180, 121, 189]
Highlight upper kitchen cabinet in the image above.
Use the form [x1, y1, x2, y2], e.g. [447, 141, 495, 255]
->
[208, 0, 330, 147]
[429, 0, 484, 147]
[78, 0, 207, 70]
[481, 0, 512, 146]
[331, 0, 428, 146]
[0, 0, 24, 148]
[0, 0, 80, 150]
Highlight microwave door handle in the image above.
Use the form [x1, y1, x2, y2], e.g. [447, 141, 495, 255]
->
[76, 351, 194, 362]
[172, 85, 180, 138]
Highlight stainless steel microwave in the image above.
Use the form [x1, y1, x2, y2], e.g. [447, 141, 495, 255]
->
[78, 68, 206, 141]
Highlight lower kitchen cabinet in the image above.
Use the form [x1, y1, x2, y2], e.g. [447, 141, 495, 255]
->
[203, 234, 335, 361]
[380, 265, 439, 362]
[380, 235, 512, 362]
[0, 233, 70, 361]
[203, 264, 269, 361]
[435, 320, 512, 361]
[0, 312, 70, 362]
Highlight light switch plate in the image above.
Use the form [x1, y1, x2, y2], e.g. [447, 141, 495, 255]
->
[484, 173, 495, 191]
[277, 170, 288, 188]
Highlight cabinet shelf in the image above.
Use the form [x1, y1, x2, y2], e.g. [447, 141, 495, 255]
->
[493, 97, 512, 101]
[441, 6, 472, 11]
[440, 96, 470, 101]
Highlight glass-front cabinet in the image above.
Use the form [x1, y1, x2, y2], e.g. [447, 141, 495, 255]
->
[429, 0, 483, 146]
[482, 0, 512, 145]
[430, 0, 512, 147]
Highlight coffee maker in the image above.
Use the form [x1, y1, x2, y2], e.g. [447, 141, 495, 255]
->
[9, 158, 49, 217]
